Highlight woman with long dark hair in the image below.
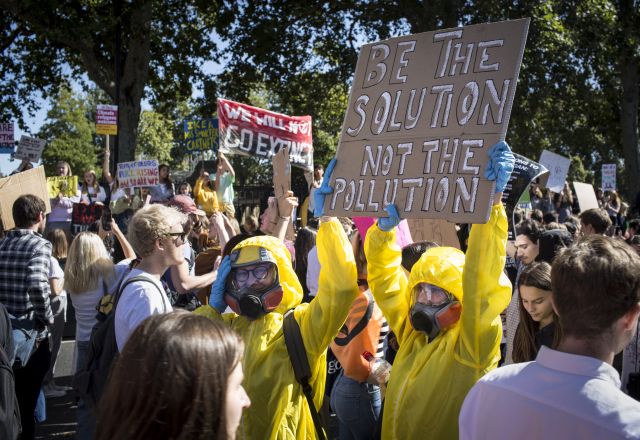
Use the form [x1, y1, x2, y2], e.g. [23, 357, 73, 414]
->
[512, 261, 562, 363]
[96, 311, 250, 440]
[150, 163, 175, 203]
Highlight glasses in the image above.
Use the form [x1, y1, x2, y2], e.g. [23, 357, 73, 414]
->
[234, 265, 272, 283]
[166, 232, 187, 246]
[413, 283, 453, 307]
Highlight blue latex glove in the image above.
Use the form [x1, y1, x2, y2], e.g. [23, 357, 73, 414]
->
[378, 204, 401, 232]
[313, 158, 337, 217]
[209, 256, 232, 313]
[484, 141, 515, 193]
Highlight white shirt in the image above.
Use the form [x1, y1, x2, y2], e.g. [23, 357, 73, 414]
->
[49, 256, 66, 297]
[114, 269, 171, 351]
[78, 185, 107, 204]
[459, 346, 640, 440]
[306, 246, 320, 297]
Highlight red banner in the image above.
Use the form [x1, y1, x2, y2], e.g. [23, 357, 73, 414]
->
[217, 98, 313, 171]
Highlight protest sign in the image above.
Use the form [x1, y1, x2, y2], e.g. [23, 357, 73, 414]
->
[96, 104, 118, 135]
[0, 166, 51, 230]
[573, 182, 599, 212]
[15, 135, 45, 162]
[501, 153, 549, 239]
[183, 118, 218, 152]
[47, 176, 79, 198]
[324, 18, 530, 223]
[218, 98, 313, 171]
[116, 160, 159, 188]
[538, 150, 570, 193]
[406, 218, 460, 249]
[0, 122, 14, 154]
[71, 203, 103, 236]
[601, 164, 616, 192]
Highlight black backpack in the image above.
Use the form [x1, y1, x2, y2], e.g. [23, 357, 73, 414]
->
[72, 274, 167, 410]
[0, 303, 21, 440]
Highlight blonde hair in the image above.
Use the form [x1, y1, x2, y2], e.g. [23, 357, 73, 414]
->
[127, 205, 187, 258]
[64, 232, 115, 294]
[82, 169, 100, 193]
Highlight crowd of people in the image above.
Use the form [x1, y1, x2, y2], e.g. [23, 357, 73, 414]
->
[1, 141, 640, 440]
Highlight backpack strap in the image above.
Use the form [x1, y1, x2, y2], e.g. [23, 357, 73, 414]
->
[283, 310, 327, 440]
[332, 291, 375, 347]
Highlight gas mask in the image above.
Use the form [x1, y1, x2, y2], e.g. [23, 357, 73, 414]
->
[409, 283, 461, 342]
[224, 247, 283, 319]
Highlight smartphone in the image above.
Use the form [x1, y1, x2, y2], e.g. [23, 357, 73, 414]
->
[101, 207, 112, 231]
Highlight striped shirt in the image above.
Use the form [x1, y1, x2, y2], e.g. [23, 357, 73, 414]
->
[0, 229, 53, 325]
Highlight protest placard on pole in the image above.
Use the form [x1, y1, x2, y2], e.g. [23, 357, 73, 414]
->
[573, 182, 599, 212]
[0, 166, 51, 230]
[0, 122, 14, 154]
[217, 98, 313, 171]
[538, 150, 570, 193]
[96, 104, 118, 135]
[601, 164, 616, 192]
[501, 153, 549, 239]
[15, 135, 46, 162]
[183, 118, 219, 152]
[116, 160, 159, 188]
[324, 18, 530, 223]
[272, 147, 296, 240]
[47, 176, 79, 198]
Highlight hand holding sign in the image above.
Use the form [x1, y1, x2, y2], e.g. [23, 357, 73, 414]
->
[314, 158, 336, 217]
[484, 141, 515, 194]
[378, 204, 401, 232]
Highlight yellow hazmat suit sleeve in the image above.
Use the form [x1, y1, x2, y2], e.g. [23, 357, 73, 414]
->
[456, 203, 512, 369]
[363, 225, 411, 345]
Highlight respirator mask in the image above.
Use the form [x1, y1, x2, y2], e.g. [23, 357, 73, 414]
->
[409, 283, 461, 342]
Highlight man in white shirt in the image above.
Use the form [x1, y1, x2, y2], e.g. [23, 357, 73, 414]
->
[460, 235, 640, 440]
[114, 204, 187, 350]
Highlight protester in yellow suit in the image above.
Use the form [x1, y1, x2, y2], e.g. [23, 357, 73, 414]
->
[356, 141, 515, 439]
[195, 217, 358, 439]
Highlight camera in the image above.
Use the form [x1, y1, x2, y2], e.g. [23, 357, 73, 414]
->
[101, 207, 113, 231]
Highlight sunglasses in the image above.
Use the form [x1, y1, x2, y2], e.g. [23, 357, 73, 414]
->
[166, 232, 187, 246]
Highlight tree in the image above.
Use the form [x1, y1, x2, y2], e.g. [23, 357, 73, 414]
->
[1, 0, 220, 164]
[38, 85, 100, 176]
[136, 110, 174, 163]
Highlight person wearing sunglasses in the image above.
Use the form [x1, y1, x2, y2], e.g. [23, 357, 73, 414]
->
[361, 141, 515, 439]
[114, 204, 188, 350]
[195, 216, 360, 439]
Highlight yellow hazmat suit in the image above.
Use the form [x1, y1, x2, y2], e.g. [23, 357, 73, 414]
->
[364, 203, 511, 439]
[195, 219, 358, 439]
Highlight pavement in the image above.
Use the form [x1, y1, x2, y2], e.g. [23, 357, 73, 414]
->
[35, 340, 77, 439]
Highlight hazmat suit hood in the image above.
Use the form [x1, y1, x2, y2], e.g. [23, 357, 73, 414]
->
[230, 235, 303, 314]
[407, 246, 465, 306]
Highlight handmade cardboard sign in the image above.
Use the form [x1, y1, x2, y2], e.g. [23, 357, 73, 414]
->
[601, 164, 616, 192]
[324, 18, 530, 223]
[71, 203, 103, 236]
[572, 182, 599, 212]
[47, 176, 79, 198]
[217, 98, 314, 171]
[0, 122, 14, 154]
[117, 160, 159, 188]
[272, 147, 295, 240]
[96, 104, 118, 135]
[406, 218, 460, 249]
[0, 166, 51, 230]
[15, 135, 46, 162]
[501, 153, 549, 239]
[538, 150, 570, 193]
[183, 118, 219, 152]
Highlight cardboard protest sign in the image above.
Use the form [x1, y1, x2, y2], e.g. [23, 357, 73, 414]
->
[538, 150, 570, 193]
[406, 218, 460, 249]
[324, 18, 530, 223]
[217, 98, 313, 171]
[572, 182, 599, 212]
[501, 153, 549, 239]
[96, 104, 118, 135]
[47, 176, 79, 198]
[601, 164, 616, 191]
[0, 166, 51, 230]
[183, 118, 219, 152]
[71, 203, 103, 236]
[272, 147, 295, 241]
[0, 122, 14, 154]
[15, 135, 45, 162]
[117, 160, 159, 188]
